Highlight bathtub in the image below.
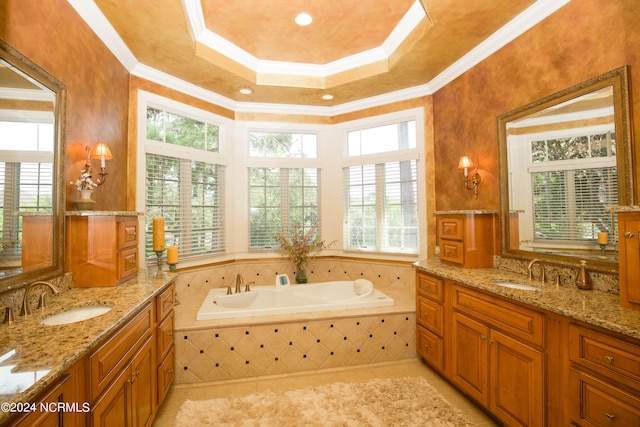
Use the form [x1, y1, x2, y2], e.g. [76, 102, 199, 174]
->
[196, 280, 394, 320]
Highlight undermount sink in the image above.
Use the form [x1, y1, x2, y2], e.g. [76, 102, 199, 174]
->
[41, 305, 113, 325]
[491, 280, 540, 291]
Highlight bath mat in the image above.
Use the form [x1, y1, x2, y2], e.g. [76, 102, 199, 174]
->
[174, 376, 473, 426]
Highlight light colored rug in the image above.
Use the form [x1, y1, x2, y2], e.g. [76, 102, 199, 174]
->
[174, 376, 473, 426]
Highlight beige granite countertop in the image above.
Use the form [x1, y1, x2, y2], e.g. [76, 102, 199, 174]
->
[414, 259, 640, 340]
[65, 210, 144, 216]
[0, 269, 174, 423]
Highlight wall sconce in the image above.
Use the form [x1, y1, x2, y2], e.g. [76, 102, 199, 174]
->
[85, 142, 112, 186]
[458, 156, 481, 198]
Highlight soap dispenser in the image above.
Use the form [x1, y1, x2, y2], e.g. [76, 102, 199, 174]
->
[575, 260, 592, 290]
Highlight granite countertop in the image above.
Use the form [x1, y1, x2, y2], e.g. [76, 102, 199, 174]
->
[65, 210, 145, 216]
[415, 259, 640, 340]
[0, 269, 175, 423]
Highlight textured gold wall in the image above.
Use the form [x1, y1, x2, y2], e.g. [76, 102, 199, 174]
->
[1, 0, 130, 211]
[433, 0, 640, 212]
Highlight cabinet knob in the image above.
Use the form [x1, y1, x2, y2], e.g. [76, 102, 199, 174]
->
[604, 413, 615, 422]
[168, 332, 173, 337]
[168, 369, 174, 374]
[488, 339, 495, 344]
[604, 355, 614, 364]
[480, 335, 487, 341]
[624, 231, 635, 238]
[130, 231, 137, 238]
[423, 343, 430, 349]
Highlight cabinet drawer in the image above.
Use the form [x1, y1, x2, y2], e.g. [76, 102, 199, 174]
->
[156, 283, 175, 322]
[441, 240, 464, 264]
[452, 285, 544, 347]
[157, 311, 175, 361]
[416, 273, 444, 302]
[117, 217, 138, 249]
[417, 296, 443, 336]
[439, 217, 463, 240]
[416, 325, 443, 372]
[118, 247, 138, 281]
[90, 303, 153, 400]
[569, 368, 640, 426]
[569, 324, 640, 387]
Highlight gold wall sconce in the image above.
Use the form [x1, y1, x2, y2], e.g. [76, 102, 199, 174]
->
[458, 156, 481, 198]
[85, 142, 112, 186]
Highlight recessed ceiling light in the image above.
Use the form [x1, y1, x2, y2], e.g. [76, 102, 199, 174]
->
[321, 94, 334, 100]
[239, 87, 253, 95]
[295, 13, 312, 26]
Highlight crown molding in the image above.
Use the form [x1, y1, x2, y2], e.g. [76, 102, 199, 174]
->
[71, 0, 571, 116]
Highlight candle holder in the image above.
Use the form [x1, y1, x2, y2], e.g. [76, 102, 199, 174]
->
[598, 243, 607, 259]
[155, 249, 166, 277]
[168, 262, 177, 272]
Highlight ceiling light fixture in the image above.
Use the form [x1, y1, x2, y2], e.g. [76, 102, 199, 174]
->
[321, 94, 333, 101]
[295, 13, 312, 26]
[239, 87, 253, 95]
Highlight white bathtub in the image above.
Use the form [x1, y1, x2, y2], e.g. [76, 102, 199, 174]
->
[196, 280, 394, 320]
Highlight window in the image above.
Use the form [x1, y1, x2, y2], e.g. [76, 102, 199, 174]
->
[343, 120, 419, 254]
[0, 121, 54, 255]
[530, 133, 617, 242]
[248, 131, 320, 249]
[144, 105, 225, 261]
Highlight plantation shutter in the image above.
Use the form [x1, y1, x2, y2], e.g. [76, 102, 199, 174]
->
[145, 153, 225, 261]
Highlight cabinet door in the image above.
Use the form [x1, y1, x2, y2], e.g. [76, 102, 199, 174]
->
[619, 213, 640, 309]
[417, 296, 443, 335]
[490, 330, 544, 427]
[131, 336, 155, 427]
[451, 312, 490, 407]
[91, 367, 130, 427]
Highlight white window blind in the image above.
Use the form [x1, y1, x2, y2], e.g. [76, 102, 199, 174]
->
[146, 153, 225, 260]
[0, 161, 52, 255]
[249, 167, 320, 249]
[343, 160, 418, 253]
[532, 167, 617, 241]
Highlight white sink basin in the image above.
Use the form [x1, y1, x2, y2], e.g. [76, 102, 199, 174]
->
[41, 305, 113, 325]
[491, 280, 540, 291]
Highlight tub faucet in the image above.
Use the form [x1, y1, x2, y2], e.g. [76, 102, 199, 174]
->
[527, 259, 546, 284]
[235, 274, 244, 293]
[20, 281, 60, 316]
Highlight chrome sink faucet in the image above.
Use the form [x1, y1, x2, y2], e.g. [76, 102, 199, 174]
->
[527, 259, 546, 284]
[20, 281, 60, 316]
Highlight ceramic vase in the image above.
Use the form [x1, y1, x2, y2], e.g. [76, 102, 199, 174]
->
[75, 189, 96, 211]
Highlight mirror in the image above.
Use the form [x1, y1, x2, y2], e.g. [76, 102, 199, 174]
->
[0, 40, 65, 290]
[498, 66, 633, 272]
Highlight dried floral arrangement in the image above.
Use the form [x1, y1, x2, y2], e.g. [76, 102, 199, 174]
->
[273, 222, 335, 272]
[74, 165, 97, 191]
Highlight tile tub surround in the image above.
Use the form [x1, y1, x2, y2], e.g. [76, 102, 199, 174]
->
[0, 269, 175, 424]
[415, 258, 640, 340]
[172, 259, 417, 383]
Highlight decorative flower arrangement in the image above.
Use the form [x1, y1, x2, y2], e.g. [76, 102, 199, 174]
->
[273, 222, 335, 281]
[74, 166, 97, 191]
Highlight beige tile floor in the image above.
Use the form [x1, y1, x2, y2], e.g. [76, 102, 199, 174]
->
[152, 358, 498, 426]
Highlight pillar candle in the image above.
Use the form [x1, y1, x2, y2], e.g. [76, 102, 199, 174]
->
[167, 246, 178, 264]
[152, 218, 165, 251]
[597, 232, 608, 245]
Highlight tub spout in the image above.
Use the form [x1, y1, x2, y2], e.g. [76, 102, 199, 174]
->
[235, 274, 244, 293]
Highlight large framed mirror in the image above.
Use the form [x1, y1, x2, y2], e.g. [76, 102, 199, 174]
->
[498, 66, 634, 272]
[0, 40, 66, 290]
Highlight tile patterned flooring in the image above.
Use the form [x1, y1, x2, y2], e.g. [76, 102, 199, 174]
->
[152, 358, 498, 426]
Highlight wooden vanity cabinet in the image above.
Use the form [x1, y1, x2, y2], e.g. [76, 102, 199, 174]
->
[416, 272, 445, 372]
[155, 283, 175, 405]
[450, 284, 545, 427]
[66, 214, 139, 287]
[568, 323, 640, 426]
[437, 212, 495, 268]
[618, 212, 640, 310]
[89, 302, 155, 427]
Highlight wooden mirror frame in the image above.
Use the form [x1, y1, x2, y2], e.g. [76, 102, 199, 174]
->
[497, 66, 634, 273]
[0, 40, 66, 290]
